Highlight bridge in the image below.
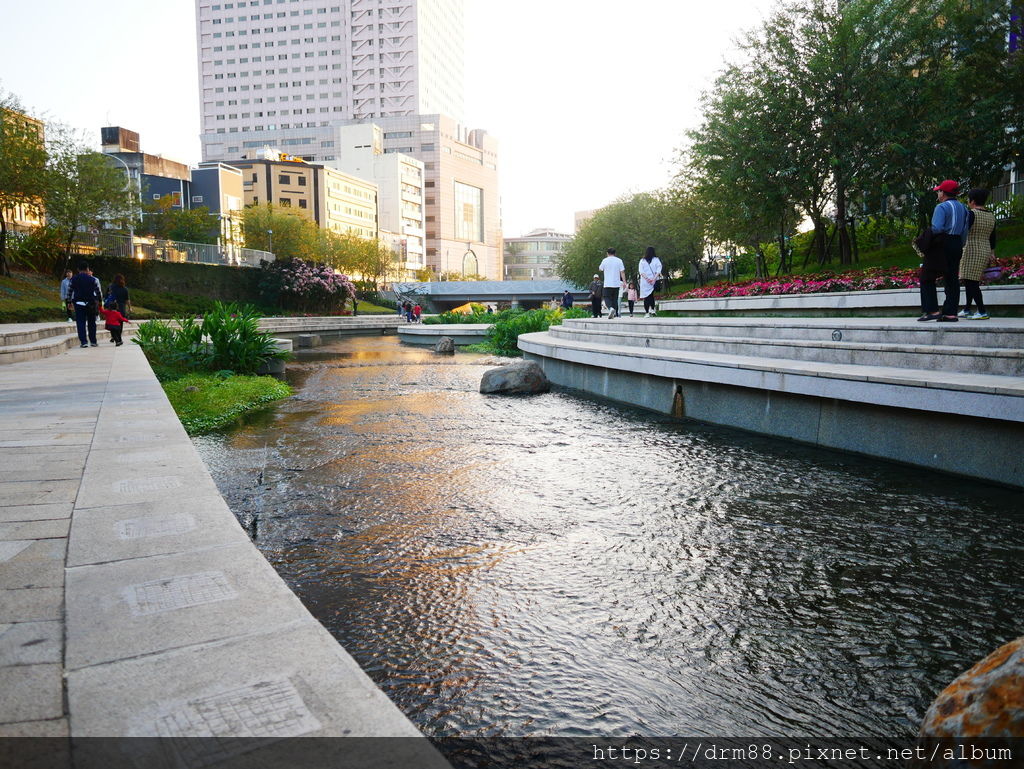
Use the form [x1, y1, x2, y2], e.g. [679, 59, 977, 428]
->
[390, 280, 586, 312]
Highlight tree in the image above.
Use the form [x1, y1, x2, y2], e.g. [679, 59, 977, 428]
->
[44, 126, 133, 264]
[0, 91, 48, 276]
[140, 195, 218, 244]
[557, 192, 691, 289]
[241, 203, 320, 261]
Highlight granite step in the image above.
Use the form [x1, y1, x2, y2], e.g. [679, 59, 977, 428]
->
[548, 325, 1024, 376]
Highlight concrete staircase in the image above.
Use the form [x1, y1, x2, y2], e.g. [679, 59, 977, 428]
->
[0, 324, 97, 365]
[519, 317, 1024, 485]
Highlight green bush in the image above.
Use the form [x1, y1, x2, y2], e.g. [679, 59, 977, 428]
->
[480, 307, 588, 357]
[133, 301, 288, 377]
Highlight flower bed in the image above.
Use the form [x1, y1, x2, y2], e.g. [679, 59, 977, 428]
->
[676, 257, 1024, 300]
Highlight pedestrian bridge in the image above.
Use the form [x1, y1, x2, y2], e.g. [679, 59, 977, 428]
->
[391, 280, 585, 312]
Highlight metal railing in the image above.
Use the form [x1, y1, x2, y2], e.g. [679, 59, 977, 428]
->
[989, 180, 1023, 205]
[70, 232, 274, 268]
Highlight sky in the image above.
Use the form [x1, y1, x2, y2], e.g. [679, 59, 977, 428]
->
[1, 0, 776, 238]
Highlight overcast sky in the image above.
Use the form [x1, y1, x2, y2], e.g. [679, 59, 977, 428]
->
[2, 0, 775, 237]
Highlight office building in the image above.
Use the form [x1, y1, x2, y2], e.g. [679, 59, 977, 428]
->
[331, 123, 425, 278]
[503, 229, 572, 281]
[195, 0, 465, 160]
[195, 0, 501, 278]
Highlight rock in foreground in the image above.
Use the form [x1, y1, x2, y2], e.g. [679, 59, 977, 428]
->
[434, 336, 455, 355]
[918, 635, 1024, 744]
[480, 360, 550, 395]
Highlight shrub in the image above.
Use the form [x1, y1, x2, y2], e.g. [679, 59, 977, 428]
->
[133, 301, 288, 377]
[163, 373, 292, 434]
[258, 257, 355, 314]
[480, 307, 588, 357]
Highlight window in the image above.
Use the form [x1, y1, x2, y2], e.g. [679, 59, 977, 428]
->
[298, 199, 307, 208]
[279, 174, 290, 184]
[279, 198, 291, 206]
[454, 182, 483, 241]
[298, 176, 306, 186]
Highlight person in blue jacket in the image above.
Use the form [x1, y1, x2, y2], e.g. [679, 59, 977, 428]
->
[919, 180, 969, 322]
[68, 263, 103, 347]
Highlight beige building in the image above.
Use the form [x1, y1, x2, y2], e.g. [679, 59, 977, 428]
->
[1, 108, 46, 233]
[504, 228, 571, 281]
[231, 157, 378, 239]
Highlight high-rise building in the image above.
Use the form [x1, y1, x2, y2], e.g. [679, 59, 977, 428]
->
[195, 0, 465, 161]
[195, 0, 501, 279]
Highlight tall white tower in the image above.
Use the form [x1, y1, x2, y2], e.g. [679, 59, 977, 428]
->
[195, 0, 465, 162]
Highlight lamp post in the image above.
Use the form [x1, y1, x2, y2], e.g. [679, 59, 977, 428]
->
[267, 229, 273, 254]
[106, 154, 136, 258]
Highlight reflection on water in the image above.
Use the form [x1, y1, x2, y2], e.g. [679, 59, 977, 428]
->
[193, 335, 1024, 739]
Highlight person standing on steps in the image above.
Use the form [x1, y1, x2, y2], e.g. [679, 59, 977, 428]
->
[918, 180, 969, 322]
[958, 188, 997, 320]
[69, 262, 102, 348]
[638, 246, 663, 317]
[588, 273, 603, 318]
[599, 248, 626, 320]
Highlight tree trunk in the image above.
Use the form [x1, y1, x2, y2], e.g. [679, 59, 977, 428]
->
[0, 217, 9, 278]
[836, 181, 853, 265]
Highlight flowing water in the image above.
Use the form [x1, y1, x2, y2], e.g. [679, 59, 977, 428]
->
[192, 334, 1024, 741]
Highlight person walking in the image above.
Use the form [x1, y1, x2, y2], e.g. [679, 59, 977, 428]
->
[560, 290, 574, 310]
[108, 274, 131, 317]
[638, 246, 663, 317]
[958, 188, 997, 320]
[413, 303, 422, 323]
[918, 180, 969, 322]
[69, 262, 102, 348]
[59, 270, 74, 323]
[588, 274, 603, 318]
[599, 248, 626, 319]
[98, 301, 130, 346]
[625, 282, 638, 317]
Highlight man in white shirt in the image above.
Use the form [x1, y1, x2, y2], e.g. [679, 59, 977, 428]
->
[598, 248, 626, 319]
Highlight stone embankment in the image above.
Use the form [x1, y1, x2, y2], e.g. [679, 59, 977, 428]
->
[520, 316, 1024, 487]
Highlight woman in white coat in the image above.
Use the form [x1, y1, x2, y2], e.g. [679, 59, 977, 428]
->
[638, 246, 663, 317]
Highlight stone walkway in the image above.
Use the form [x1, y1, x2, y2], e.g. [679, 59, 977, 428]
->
[0, 337, 448, 762]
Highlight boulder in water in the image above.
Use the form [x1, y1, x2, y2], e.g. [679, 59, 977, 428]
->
[434, 336, 455, 355]
[480, 360, 550, 395]
[917, 636, 1024, 753]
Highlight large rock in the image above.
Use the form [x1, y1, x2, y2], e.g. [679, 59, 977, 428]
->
[434, 336, 455, 355]
[480, 360, 550, 395]
[918, 636, 1024, 744]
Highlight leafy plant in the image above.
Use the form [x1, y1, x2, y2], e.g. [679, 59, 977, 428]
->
[479, 307, 588, 357]
[163, 373, 291, 434]
[133, 301, 288, 376]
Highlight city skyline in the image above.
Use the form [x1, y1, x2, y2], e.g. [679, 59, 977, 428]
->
[1, 0, 776, 238]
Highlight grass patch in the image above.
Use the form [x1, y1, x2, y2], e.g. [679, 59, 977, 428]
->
[162, 373, 291, 435]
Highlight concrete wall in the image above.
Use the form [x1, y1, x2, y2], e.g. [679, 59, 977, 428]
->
[525, 353, 1024, 488]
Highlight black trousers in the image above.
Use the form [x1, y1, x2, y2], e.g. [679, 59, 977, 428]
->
[643, 294, 656, 313]
[919, 235, 963, 315]
[590, 297, 602, 317]
[74, 305, 97, 345]
[107, 325, 123, 344]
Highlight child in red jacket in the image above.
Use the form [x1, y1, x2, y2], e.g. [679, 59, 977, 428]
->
[98, 302, 130, 346]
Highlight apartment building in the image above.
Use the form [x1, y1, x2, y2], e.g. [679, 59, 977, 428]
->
[231, 157, 378, 239]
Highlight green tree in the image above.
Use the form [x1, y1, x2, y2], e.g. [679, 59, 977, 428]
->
[241, 203, 319, 261]
[557, 191, 690, 289]
[141, 195, 218, 244]
[0, 91, 48, 276]
[44, 127, 133, 264]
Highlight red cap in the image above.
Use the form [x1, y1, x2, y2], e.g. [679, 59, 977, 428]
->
[932, 180, 959, 194]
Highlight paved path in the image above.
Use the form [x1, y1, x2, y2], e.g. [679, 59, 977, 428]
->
[0, 338, 449, 763]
